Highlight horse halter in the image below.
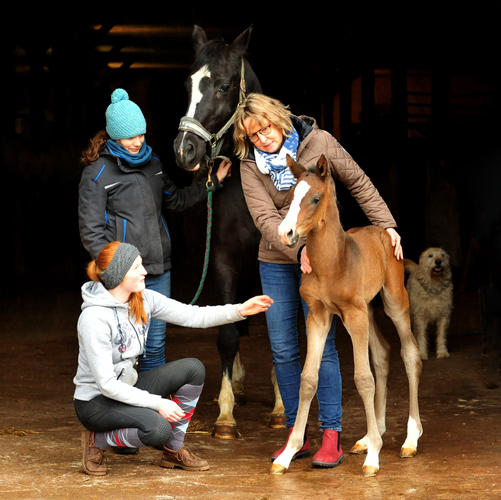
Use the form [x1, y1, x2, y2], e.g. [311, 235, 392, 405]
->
[178, 58, 247, 187]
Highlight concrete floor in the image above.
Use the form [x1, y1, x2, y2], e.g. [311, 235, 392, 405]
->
[0, 285, 500, 499]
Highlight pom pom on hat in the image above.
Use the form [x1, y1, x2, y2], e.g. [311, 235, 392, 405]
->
[105, 89, 147, 140]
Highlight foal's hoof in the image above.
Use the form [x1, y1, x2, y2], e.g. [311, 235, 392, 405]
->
[400, 447, 417, 458]
[350, 443, 367, 455]
[212, 424, 240, 439]
[268, 413, 287, 429]
[362, 465, 379, 477]
[270, 463, 287, 475]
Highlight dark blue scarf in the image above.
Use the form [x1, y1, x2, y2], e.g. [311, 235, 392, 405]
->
[107, 139, 152, 166]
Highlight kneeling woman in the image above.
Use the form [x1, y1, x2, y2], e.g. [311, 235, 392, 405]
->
[73, 241, 272, 476]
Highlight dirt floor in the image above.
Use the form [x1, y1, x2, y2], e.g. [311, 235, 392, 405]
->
[0, 284, 500, 499]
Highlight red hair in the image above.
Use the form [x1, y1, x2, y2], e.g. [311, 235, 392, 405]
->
[87, 241, 147, 325]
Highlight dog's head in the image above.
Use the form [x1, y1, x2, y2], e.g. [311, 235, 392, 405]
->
[418, 247, 451, 278]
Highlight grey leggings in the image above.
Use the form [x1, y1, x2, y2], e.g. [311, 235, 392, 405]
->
[74, 358, 205, 447]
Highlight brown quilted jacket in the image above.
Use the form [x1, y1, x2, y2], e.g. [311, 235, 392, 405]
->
[240, 116, 397, 264]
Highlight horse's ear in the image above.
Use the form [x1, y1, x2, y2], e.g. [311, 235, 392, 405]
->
[192, 25, 208, 55]
[229, 25, 253, 57]
[286, 154, 306, 179]
[316, 155, 331, 182]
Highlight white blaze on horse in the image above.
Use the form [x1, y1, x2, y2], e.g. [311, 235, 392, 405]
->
[274, 154, 423, 477]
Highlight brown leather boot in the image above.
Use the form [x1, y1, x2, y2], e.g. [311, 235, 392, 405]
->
[160, 446, 209, 471]
[82, 430, 107, 476]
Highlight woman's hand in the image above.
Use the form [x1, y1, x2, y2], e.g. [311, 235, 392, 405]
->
[238, 295, 273, 317]
[386, 228, 403, 260]
[159, 398, 185, 422]
[216, 159, 232, 182]
[300, 246, 312, 274]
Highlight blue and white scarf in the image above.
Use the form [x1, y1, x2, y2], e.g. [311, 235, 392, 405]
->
[254, 127, 299, 191]
[107, 139, 153, 167]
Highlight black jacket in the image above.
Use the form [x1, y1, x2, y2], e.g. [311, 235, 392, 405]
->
[78, 148, 219, 275]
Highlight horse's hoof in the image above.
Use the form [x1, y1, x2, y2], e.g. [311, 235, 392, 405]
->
[350, 443, 367, 455]
[362, 465, 379, 477]
[270, 463, 287, 475]
[212, 424, 240, 439]
[268, 413, 287, 429]
[400, 447, 417, 458]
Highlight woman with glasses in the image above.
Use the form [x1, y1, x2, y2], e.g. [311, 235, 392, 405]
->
[233, 93, 402, 469]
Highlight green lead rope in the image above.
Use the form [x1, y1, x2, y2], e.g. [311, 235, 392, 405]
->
[189, 182, 215, 305]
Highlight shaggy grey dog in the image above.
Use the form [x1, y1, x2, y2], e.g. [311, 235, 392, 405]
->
[404, 248, 453, 360]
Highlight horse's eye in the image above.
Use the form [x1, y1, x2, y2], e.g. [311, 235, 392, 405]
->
[218, 84, 231, 96]
[312, 196, 321, 205]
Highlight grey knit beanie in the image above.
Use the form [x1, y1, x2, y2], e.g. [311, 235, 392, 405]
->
[99, 243, 141, 290]
[105, 89, 147, 140]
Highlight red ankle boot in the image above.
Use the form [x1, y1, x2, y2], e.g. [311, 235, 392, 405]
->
[312, 429, 343, 468]
[271, 425, 310, 462]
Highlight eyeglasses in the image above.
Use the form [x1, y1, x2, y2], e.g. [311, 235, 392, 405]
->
[246, 123, 272, 143]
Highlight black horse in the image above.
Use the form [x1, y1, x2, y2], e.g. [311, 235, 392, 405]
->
[173, 25, 285, 438]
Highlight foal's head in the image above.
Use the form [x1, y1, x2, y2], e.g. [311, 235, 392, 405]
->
[279, 155, 336, 247]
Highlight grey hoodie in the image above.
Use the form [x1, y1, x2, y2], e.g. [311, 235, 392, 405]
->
[73, 281, 246, 411]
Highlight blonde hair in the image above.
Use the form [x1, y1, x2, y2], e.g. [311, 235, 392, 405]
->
[233, 93, 294, 159]
[87, 241, 147, 325]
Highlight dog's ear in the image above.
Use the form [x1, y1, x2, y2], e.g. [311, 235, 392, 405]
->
[403, 258, 418, 273]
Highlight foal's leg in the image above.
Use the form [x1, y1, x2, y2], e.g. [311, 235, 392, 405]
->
[350, 305, 391, 455]
[381, 273, 423, 458]
[269, 366, 286, 428]
[270, 302, 331, 474]
[343, 304, 383, 476]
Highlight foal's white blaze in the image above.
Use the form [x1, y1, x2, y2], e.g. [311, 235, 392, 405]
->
[279, 180, 311, 237]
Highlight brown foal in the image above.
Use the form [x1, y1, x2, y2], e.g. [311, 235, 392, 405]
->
[274, 155, 423, 477]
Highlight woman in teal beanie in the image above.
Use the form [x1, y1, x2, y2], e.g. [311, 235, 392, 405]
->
[79, 89, 231, 376]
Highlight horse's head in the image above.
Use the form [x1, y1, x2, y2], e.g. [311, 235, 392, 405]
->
[173, 25, 261, 174]
[279, 155, 334, 248]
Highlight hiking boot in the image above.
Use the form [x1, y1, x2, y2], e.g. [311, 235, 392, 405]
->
[82, 430, 107, 476]
[312, 429, 344, 468]
[160, 446, 209, 471]
[271, 425, 310, 462]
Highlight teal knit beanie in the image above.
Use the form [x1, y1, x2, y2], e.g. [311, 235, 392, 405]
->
[105, 89, 147, 140]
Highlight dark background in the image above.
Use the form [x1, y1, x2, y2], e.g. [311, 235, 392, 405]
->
[1, 6, 499, 313]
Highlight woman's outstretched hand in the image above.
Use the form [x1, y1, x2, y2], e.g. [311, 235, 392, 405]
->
[238, 295, 273, 317]
[159, 398, 185, 422]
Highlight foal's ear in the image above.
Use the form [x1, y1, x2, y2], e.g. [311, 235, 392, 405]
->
[192, 25, 208, 55]
[286, 154, 306, 179]
[316, 155, 331, 181]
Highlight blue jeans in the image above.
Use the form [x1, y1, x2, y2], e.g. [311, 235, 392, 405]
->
[141, 270, 171, 372]
[260, 261, 342, 431]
